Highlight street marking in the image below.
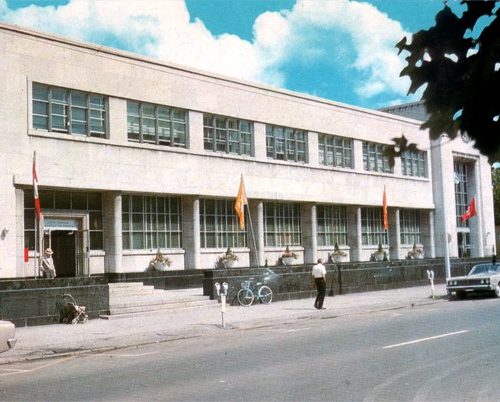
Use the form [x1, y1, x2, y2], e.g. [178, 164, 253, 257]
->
[0, 356, 74, 377]
[383, 330, 469, 349]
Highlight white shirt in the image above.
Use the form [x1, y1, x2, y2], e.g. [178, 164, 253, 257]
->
[312, 263, 326, 278]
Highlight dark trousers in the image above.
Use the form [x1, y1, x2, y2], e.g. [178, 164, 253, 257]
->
[314, 278, 326, 309]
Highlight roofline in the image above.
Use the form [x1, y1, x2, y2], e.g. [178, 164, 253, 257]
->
[0, 21, 421, 126]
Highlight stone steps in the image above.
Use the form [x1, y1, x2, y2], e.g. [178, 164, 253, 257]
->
[101, 283, 218, 319]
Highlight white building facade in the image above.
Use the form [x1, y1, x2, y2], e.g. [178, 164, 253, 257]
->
[0, 23, 495, 278]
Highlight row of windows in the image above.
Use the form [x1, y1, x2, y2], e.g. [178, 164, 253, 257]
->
[32, 83, 428, 176]
[24, 190, 423, 251]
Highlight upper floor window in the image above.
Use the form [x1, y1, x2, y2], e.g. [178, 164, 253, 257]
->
[400, 209, 421, 245]
[401, 150, 428, 177]
[127, 101, 188, 147]
[362, 142, 393, 173]
[203, 115, 253, 156]
[266, 125, 308, 163]
[454, 161, 471, 228]
[32, 83, 107, 138]
[318, 134, 353, 168]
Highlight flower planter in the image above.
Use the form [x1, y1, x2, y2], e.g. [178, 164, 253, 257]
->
[223, 260, 238, 268]
[154, 261, 167, 271]
[332, 254, 346, 263]
[281, 256, 296, 265]
[373, 253, 384, 261]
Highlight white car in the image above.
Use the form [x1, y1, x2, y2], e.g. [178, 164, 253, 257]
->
[446, 263, 500, 299]
[0, 320, 16, 352]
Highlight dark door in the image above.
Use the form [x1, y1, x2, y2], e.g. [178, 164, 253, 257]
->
[51, 230, 76, 277]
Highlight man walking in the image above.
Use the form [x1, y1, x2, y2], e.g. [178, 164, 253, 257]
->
[312, 258, 327, 309]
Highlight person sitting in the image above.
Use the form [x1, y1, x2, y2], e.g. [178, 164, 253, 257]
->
[41, 248, 56, 278]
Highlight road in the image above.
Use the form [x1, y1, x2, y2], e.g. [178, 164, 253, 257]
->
[1, 296, 499, 401]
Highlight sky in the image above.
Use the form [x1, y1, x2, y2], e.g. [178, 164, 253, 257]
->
[0, 0, 463, 110]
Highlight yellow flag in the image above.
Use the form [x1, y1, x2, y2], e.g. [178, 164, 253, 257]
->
[234, 175, 247, 230]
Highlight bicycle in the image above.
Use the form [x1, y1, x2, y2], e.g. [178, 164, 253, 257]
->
[237, 278, 273, 306]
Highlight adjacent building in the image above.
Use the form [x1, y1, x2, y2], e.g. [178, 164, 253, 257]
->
[0, 22, 495, 278]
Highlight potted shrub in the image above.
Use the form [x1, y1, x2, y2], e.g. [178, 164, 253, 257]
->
[280, 246, 298, 265]
[407, 243, 425, 259]
[330, 242, 347, 263]
[217, 247, 239, 268]
[147, 249, 172, 272]
[371, 243, 386, 262]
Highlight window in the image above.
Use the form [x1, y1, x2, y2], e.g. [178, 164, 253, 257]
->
[400, 209, 421, 245]
[266, 125, 308, 163]
[32, 83, 107, 138]
[362, 142, 393, 173]
[401, 150, 428, 177]
[318, 134, 353, 168]
[200, 199, 247, 248]
[264, 202, 302, 247]
[361, 207, 388, 245]
[122, 195, 182, 250]
[203, 115, 253, 155]
[24, 190, 104, 250]
[127, 101, 188, 147]
[317, 205, 347, 246]
[454, 162, 471, 228]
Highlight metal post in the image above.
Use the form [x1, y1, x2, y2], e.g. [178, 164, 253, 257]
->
[439, 135, 451, 280]
[214, 282, 228, 329]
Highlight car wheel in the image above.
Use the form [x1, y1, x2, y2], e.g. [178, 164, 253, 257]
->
[494, 283, 500, 298]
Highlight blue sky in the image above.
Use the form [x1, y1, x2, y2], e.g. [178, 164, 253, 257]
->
[1, 0, 458, 110]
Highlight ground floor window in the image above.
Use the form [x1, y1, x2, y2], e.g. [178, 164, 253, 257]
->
[400, 209, 421, 245]
[264, 202, 302, 247]
[361, 207, 388, 245]
[199, 199, 247, 248]
[317, 205, 347, 246]
[24, 189, 103, 250]
[122, 195, 182, 250]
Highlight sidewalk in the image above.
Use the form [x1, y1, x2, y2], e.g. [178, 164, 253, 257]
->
[0, 284, 446, 365]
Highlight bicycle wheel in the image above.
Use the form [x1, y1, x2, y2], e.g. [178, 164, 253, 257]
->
[237, 288, 255, 306]
[258, 285, 273, 304]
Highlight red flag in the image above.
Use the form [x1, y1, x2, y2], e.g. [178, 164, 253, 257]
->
[382, 186, 388, 230]
[32, 152, 41, 222]
[461, 197, 477, 222]
[234, 175, 247, 230]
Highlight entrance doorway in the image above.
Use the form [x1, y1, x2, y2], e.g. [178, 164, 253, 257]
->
[457, 232, 471, 258]
[50, 230, 77, 277]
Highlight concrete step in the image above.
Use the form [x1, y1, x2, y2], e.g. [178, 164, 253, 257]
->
[109, 282, 156, 297]
[109, 295, 211, 309]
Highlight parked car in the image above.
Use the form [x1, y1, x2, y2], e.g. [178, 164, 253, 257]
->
[447, 263, 500, 299]
[0, 320, 16, 352]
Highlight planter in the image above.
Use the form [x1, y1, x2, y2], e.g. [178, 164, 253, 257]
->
[223, 260, 238, 268]
[154, 261, 168, 271]
[332, 254, 346, 263]
[281, 256, 296, 265]
[373, 253, 384, 262]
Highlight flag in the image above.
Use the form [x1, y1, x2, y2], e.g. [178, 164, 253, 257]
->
[234, 175, 248, 230]
[32, 152, 41, 222]
[461, 197, 477, 222]
[382, 186, 388, 230]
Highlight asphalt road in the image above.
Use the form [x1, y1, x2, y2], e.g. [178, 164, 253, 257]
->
[1, 296, 499, 401]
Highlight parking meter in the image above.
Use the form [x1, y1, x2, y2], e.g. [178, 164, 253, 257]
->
[214, 282, 228, 328]
[426, 269, 435, 299]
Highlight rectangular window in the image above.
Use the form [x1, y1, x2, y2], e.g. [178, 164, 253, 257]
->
[362, 142, 393, 173]
[199, 199, 247, 248]
[454, 162, 470, 228]
[266, 125, 308, 163]
[318, 134, 353, 168]
[361, 207, 388, 245]
[400, 209, 421, 245]
[203, 114, 253, 156]
[32, 83, 107, 138]
[264, 202, 302, 247]
[127, 101, 188, 147]
[23, 190, 104, 250]
[316, 205, 347, 246]
[401, 150, 428, 177]
[122, 195, 182, 250]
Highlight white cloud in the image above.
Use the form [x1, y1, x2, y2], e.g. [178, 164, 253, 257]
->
[0, 0, 412, 103]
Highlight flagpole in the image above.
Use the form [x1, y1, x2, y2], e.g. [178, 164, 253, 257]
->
[246, 202, 260, 269]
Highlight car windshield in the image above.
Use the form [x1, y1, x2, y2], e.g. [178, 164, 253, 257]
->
[468, 264, 500, 276]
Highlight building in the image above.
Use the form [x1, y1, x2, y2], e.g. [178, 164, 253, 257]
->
[0, 22, 495, 279]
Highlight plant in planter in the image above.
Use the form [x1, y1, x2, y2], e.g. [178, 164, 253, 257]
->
[147, 249, 172, 272]
[371, 243, 387, 262]
[217, 247, 239, 268]
[407, 243, 425, 259]
[280, 246, 298, 265]
[330, 242, 347, 263]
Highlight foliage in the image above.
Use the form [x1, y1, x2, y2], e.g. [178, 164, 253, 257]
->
[331, 242, 347, 257]
[395, 1, 500, 162]
[147, 249, 172, 271]
[217, 247, 239, 264]
[281, 246, 298, 259]
[407, 243, 425, 259]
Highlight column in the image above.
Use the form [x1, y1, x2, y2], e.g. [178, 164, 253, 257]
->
[347, 206, 362, 261]
[182, 196, 201, 269]
[473, 160, 484, 257]
[249, 201, 264, 267]
[104, 192, 123, 273]
[389, 208, 400, 260]
[302, 203, 317, 264]
[421, 210, 435, 258]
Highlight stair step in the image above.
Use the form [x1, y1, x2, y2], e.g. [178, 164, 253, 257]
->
[101, 299, 219, 318]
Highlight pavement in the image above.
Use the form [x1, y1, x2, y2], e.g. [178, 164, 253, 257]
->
[0, 284, 447, 365]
